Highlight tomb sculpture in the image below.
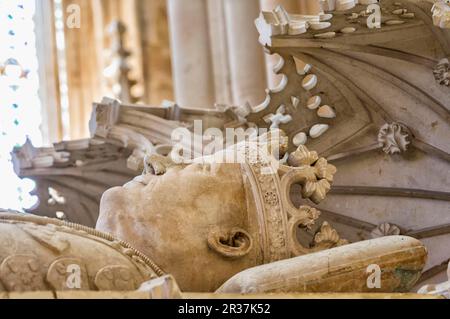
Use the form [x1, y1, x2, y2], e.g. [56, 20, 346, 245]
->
[9, 0, 450, 297]
[0, 134, 429, 296]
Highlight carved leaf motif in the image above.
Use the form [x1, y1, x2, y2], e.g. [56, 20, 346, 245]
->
[313, 222, 348, 249]
[302, 179, 331, 204]
[282, 145, 336, 205]
[314, 157, 336, 183]
[288, 145, 318, 167]
[291, 205, 321, 230]
[433, 58, 449, 86]
[288, 209, 348, 256]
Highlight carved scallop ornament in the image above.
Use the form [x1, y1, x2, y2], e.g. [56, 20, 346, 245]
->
[371, 223, 402, 239]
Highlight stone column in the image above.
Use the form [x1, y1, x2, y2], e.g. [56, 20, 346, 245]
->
[223, 0, 267, 106]
[136, 0, 173, 105]
[63, 0, 103, 139]
[298, 0, 323, 15]
[207, 0, 233, 105]
[167, 0, 215, 108]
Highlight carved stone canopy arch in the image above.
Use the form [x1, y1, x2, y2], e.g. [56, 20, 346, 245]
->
[251, 0, 450, 285]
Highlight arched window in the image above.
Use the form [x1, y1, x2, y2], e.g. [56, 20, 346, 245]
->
[0, 1, 43, 210]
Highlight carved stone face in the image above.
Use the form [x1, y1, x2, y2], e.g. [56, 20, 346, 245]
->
[96, 161, 261, 292]
[96, 140, 341, 292]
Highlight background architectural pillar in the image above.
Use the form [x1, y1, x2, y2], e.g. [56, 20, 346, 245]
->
[298, 0, 323, 15]
[62, 0, 103, 139]
[224, 0, 267, 106]
[136, 0, 173, 105]
[35, 0, 63, 143]
[167, 0, 215, 108]
[207, 0, 233, 106]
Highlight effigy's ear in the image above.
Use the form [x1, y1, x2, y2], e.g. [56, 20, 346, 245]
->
[207, 227, 253, 259]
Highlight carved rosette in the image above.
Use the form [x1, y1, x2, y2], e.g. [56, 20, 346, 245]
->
[378, 122, 411, 155]
[433, 58, 450, 86]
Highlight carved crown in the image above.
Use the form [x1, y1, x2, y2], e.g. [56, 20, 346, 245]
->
[235, 136, 346, 263]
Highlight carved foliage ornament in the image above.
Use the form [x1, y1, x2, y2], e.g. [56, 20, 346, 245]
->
[433, 58, 450, 86]
[286, 146, 336, 204]
[224, 140, 345, 260]
[279, 145, 346, 255]
[378, 122, 411, 155]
